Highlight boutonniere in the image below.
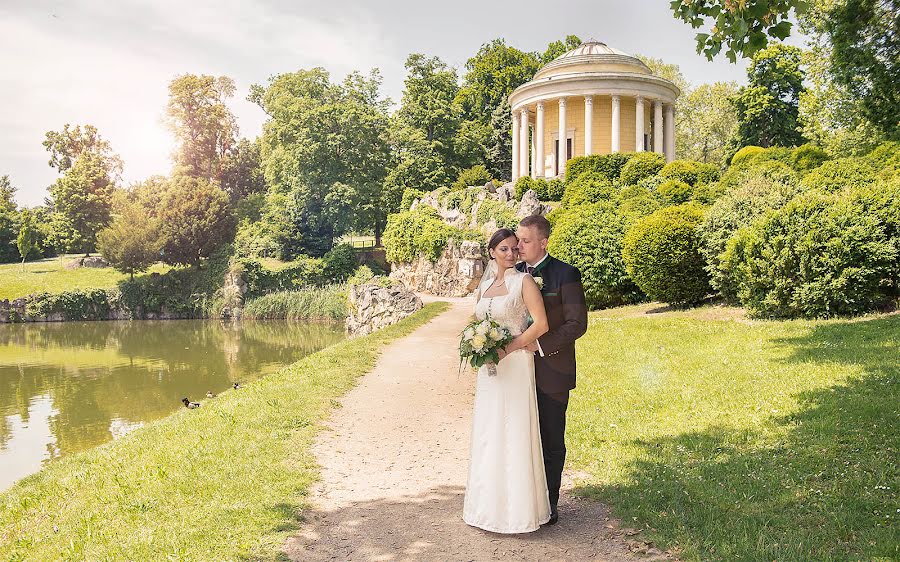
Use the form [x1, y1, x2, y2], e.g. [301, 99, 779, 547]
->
[533, 276, 544, 290]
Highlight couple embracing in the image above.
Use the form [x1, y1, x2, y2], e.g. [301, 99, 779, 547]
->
[463, 214, 588, 533]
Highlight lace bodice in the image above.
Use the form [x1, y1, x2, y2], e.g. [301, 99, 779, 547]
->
[475, 269, 530, 336]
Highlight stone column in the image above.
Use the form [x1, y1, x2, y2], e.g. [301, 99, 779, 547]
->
[584, 95, 593, 156]
[557, 97, 567, 176]
[635, 95, 645, 152]
[511, 109, 519, 181]
[535, 101, 545, 177]
[530, 125, 536, 179]
[664, 104, 675, 162]
[519, 108, 529, 178]
[653, 100, 663, 154]
[611, 94, 620, 153]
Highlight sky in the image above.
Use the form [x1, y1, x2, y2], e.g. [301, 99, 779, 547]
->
[0, 0, 808, 208]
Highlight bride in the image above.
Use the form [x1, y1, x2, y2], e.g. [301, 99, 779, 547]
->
[463, 228, 552, 533]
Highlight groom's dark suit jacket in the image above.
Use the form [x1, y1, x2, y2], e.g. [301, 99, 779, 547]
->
[516, 256, 588, 393]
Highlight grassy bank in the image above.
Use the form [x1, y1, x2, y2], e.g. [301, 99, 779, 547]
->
[242, 286, 348, 322]
[0, 256, 170, 300]
[569, 305, 899, 561]
[0, 302, 449, 561]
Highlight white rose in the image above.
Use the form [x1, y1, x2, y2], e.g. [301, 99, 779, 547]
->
[463, 328, 475, 340]
[475, 321, 490, 335]
[471, 334, 486, 350]
[488, 328, 501, 340]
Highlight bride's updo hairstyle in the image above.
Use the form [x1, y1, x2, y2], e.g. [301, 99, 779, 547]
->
[487, 228, 517, 259]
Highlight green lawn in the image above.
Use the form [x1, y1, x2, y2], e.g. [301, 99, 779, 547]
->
[569, 304, 899, 561]
[0, 302, 449, 561]
[0, 255, 171, 300]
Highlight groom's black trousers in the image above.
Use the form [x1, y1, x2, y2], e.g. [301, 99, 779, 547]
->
[536, 387, 569, 507]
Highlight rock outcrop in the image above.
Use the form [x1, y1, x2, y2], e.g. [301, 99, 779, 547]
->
[389, 239, 486, 297]
[346, 283, 423, 336]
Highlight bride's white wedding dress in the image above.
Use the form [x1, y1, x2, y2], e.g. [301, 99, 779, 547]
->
[463, 267, 551, 533]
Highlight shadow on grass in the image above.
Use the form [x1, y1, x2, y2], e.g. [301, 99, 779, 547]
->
[574, 315, 899, 561]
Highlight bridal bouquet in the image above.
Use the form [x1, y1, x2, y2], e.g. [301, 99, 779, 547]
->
[459, 317, 514, 376]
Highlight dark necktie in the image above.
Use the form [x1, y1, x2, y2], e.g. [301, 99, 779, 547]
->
[526, 265, 535, 275]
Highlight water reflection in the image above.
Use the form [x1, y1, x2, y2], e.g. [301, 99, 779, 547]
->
[0, 319, 345, 490]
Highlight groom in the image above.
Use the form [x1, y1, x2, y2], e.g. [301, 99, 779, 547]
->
[516, 215, 588, 525]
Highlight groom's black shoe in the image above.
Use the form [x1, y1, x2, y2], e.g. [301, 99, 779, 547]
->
[544, 505, 559, 526]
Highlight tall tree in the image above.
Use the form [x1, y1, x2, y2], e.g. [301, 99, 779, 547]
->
[42, 123, 122, 176]
[219, 138, 267, 203]
[157, 176, 234, 267]
[540, 35, 583, 64]
[97, 195, 162, 279]
[0, 176, 19, 263]
[46, 151, 117, 255]
[677, 82, 740, 165]
[730, 44, 806, 150]
[456, 39, 540, 126]
[486, 98, 513, 180]
[17, 209, 37, 267]
[166, 74, 238, 181]
[251, 67, 391, 255]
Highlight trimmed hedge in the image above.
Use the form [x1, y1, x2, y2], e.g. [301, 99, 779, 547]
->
[622, 203, 710, 306]
[799, 157, 879, 192]
[619, 152, 666, 185]
[514, 176, 564, 201]
[658, 159, 721, 186]
[475, 199, 519, 229]
[548, 202, 642, 309]
[566, 153, 635, 182]
[453, 165, 493, 191]
[698, 175, 802, 302]
[656, 179, 693, 204]
[722, 189, 898, 318]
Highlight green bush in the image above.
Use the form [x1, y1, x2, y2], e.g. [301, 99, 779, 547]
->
[233, 219, 280, 259]
[566, 153, 635, 182]
[722, 190, 897, 318]
[400, 188, 425, 211]
[275, 256, 325, 289]
[561, 174, 618, 207]
[799, 157, 879, 193]
[384, 207, 480, 264]
[453, 165, 493, 191]
[698, 175, 802, 301]
[730, 146, 766, 166]
[622, 204, 710, 306]
[791, 144, 830, 174]
[347, 265, 393, 288]
[514, 177, 565, 202]
[475, 198, 518, 229]
[24, 289, 112, 320]
[864, 141, 900, 172]
[656, 179, 693, 204]
[322, 243, 358, 284]
[619, 152, 666, 185]
[719, 159, 799, 190]
[617, 185, 663, 224]
[548, 203, 642, 308]
[443, 189, 466, 210]
[658, 159, 721, 186]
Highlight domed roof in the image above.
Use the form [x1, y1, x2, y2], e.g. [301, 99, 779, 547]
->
[533, 40, 652, 80]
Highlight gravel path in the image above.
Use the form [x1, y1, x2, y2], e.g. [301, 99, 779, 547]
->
[283, 299, 675, 561]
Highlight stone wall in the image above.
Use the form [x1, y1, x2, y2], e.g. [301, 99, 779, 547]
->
[389, 239, 486, 297]
[346, 283, 423, 336]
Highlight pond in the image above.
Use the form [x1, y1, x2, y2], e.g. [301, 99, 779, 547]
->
[0, 319, 345, 491]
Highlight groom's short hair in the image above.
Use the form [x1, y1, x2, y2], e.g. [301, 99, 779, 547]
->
[519, 215, 551, 241]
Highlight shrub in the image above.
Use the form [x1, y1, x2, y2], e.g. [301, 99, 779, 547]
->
[719, 159, 799, 190]
[722, 190, 897, 318]
[347, 265, 393, 288]
[24, 289, 112, 321]
[864, 141, 900, 172]
[799, 157, 879, 192]
[656, 179, 693, 204]
[622, 203, 710, 306]
[514, 176, 539, 201]
[233, 219, 280, 259]
[384, 207, 480, 264]
[514, 177, 565, 202]
[658, 159, 721, 186]
[561, 174, 618, 207]
[619, 152, 666, 185]
[322, 243, 358, 284]
[443, 189, 466, 210]
[548, 203, 642, 308]
[453, 165, 493, 191]
[566, 153, 635, 182]
[400, 188, 425, 211]
[475, 199, 518, 229]
[791, 144, 830, 175]
[617, 185, 663, 224]
[730, 146, 766, 166]
[698, 176, 802, 301]
[275, 256, 325, 289]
